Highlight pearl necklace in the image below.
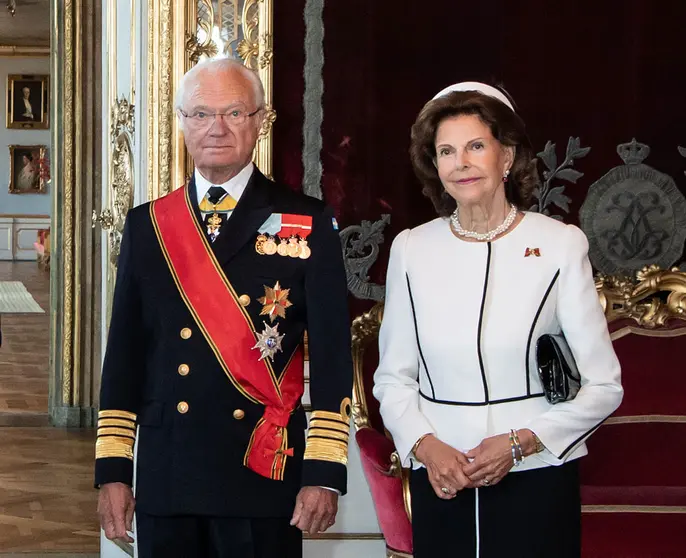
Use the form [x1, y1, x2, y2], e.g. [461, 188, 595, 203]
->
[450, 203, 518, 242]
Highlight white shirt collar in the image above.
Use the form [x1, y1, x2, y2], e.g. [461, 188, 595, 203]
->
[195, 163, 254, 205]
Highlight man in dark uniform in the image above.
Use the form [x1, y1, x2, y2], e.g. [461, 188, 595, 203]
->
[96, 58, 353, 557]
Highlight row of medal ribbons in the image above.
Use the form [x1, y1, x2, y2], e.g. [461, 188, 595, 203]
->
[255, 235, 311, 259]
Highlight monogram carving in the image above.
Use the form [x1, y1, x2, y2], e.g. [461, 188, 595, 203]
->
[580, 139, 686, 275]
[601, 191, 669, 261]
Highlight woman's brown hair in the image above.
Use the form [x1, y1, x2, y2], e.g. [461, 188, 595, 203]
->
[410, 90, 539, 217]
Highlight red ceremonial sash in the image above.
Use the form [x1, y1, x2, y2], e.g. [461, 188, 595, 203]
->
[150, 186, 304, 481]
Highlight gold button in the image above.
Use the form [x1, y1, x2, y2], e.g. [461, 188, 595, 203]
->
[180, 328, 192, 340]
[177, 401, 189, 414]
[238, 294, 251, 307]
[178, 364, 190, 376]
[233, 409, 245, 420]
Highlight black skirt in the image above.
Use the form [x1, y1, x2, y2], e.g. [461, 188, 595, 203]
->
[410, 460, 581, 558]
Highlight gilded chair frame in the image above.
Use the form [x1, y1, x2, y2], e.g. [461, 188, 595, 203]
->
[351, 302, 413, 527]
[351, 267, 686, 537]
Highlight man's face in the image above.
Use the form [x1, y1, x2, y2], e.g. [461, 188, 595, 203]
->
[22, 88, 30, 99]
[179, 68, 263, 173]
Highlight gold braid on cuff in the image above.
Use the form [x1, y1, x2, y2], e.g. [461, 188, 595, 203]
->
[304, 399, 351, 466]
[95, 410, 137, 461]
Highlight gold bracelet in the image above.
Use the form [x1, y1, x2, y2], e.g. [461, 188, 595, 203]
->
[531, 432, 545, 454]
[411, 433, 432, 461]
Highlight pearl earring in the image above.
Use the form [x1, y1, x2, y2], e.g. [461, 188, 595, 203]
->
[503, 169, 510, 183]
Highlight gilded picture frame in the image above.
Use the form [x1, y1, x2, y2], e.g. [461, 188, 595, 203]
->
[6, 74, 50, 129]
[8, 145, 47, 194]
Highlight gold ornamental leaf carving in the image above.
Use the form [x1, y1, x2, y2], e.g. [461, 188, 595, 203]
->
[111, 97, 135, 141]
[596, 266, 686, 328]
[236, 38, 258, 65]
[259, 105, 277, 138]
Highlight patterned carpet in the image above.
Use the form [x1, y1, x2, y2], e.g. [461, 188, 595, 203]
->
[0, 281, 44, 313]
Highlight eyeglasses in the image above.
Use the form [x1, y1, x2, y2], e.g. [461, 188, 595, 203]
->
[179, 106, 262, 128]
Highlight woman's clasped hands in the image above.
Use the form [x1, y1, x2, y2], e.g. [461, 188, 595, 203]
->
[414, 434, 517, 499]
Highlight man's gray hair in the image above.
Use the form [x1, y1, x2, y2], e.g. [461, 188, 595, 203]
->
[174, 57, 265, 114]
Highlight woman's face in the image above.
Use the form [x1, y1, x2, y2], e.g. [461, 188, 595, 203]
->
[434, 114, 514, 207]
[22, 155, 30, 165]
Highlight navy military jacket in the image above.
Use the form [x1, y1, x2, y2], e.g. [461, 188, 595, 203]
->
[94, 169, 353, 517]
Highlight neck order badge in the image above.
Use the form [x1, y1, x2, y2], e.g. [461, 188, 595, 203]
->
[200, 191, 237, 241]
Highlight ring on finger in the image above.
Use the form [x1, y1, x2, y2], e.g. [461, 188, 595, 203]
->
[441, 486, 450, 494]
[481, 478, 491, 486]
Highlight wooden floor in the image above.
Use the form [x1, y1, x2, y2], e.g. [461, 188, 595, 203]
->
[0, 261, 49, 424]
[0, 263, 98, 554]
[0, 428, 99, 553]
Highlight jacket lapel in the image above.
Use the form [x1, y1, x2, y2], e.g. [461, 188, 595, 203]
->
[210, 168, 274, 267]
[186, 176, 206, 232]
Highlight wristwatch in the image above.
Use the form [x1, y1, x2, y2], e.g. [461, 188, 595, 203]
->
[532, 432, 545, 454]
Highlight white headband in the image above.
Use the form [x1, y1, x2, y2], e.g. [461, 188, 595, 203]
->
[431, 81, 515, 111]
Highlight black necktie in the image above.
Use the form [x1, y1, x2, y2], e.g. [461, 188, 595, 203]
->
[206, 186, 227, 205]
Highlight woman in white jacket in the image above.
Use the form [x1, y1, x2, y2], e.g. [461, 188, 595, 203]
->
[373, 82, 623, 558]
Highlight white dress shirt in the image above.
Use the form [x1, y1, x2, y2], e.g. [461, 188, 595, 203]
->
[194, 163, 254, 209]
[373, 212, 623, 471]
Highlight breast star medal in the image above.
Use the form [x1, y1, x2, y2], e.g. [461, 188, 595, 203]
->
[206, 213, 223, 239]
[258, 281, 293, 322]
[252, 322, 285, 361]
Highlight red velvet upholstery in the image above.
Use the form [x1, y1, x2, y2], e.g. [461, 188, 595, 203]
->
[580, 322, 686, 556]
[582, 513, 686, 558]
[356, 428, 413, 556]
[352, 303, 413, 556]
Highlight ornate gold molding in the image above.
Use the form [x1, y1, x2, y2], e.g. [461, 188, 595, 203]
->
[147, 0, 177, 200]
[596, 265, 686, 327]
[106, 134, 134, 266]
[111, 97, 135, 139]
[186, 0, 217, 62]
[50, 0, 104, 425]
[245, 0, 274, 176]
[146, 1, 275, 201]
[60, 0, 75, 405]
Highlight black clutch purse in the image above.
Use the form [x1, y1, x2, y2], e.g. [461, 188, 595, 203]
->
[536, 333, 581, 405]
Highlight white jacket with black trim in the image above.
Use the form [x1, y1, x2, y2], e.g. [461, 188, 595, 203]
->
[373, 212, 623, 471]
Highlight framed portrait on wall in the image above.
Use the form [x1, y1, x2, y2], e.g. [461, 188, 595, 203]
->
[8, 145, 47, 194]
[6, 74, 50, 129]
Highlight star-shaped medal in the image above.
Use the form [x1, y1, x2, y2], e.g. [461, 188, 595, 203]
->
[252, 322, 285, 361]
[258, 281, 293, 322]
